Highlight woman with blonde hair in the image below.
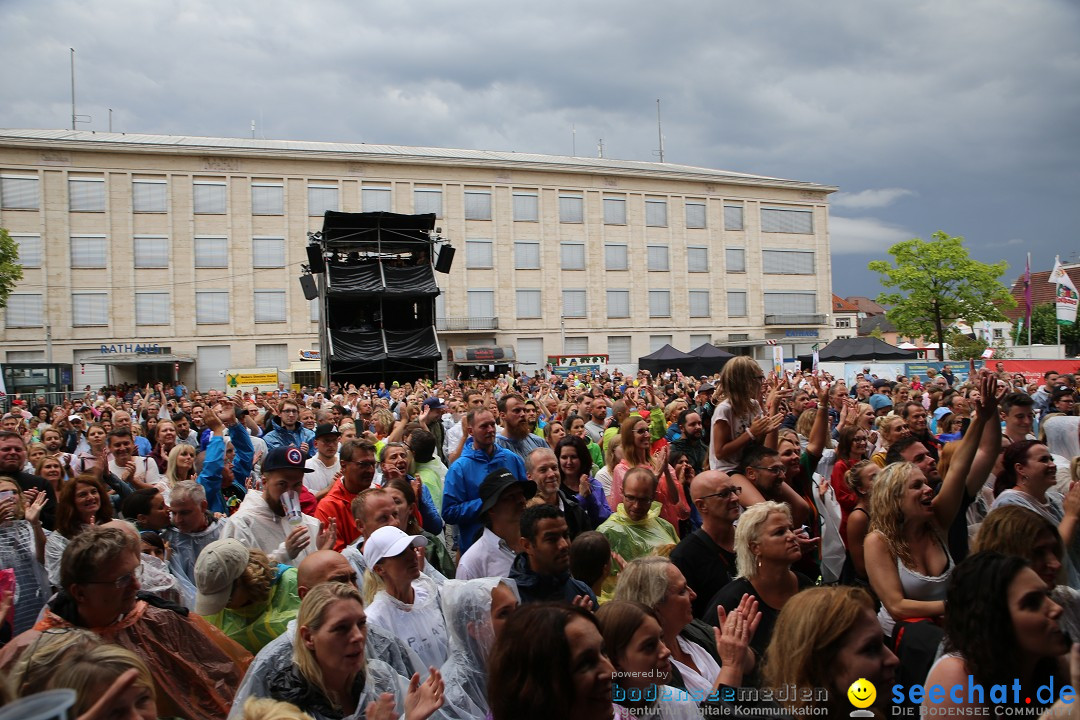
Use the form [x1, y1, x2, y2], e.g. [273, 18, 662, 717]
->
[48, 644, 158, 720]
[843, 460, 879, 583]
[870, 415, 910, 468]
[704, 501, 812, 657]
[710, 357, 781, 473]
[33, 454, 65, 495]
[165, 443, 197, 488]
[266, 581, 444, 720]
[763, 586, 897, 718]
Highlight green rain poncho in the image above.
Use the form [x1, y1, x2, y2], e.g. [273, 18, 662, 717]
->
[596, 501, 678, 603]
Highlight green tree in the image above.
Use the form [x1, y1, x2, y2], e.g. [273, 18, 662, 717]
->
[1030, 302, 1080, 353]
[868, 231, 1016, 361]
[945, 331, 987, 362]
[0, 228, 23, 308]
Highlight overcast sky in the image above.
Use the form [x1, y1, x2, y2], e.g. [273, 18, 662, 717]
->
[3, 0, 1078, 299]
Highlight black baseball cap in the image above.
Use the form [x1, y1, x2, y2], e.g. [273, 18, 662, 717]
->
[314, 423, 341, 439]
[261, 446, 313, 473]
[478, 467, 535, 516]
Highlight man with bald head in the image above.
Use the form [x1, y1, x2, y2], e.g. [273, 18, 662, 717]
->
[228, 549, 424, 720]
[670, 470, 740, 618]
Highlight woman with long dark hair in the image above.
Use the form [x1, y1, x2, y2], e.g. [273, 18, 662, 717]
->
[924, 552, 1068, 713]
[556, 435, 611, 529]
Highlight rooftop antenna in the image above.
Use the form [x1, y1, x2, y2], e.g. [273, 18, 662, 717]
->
[250, 120, 256, 139]
[656, 98, 665, 163]
[108, 108, 112, 132]
[70, 48, 91, 131]
[597, 138, 604, 158]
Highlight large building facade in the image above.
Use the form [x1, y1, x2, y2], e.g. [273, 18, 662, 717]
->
[0, 129, 836, 391]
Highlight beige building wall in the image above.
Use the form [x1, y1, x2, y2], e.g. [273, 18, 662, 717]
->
[0, 130, 836, 390]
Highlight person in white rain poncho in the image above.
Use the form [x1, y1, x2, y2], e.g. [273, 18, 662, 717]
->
[362, 525, 450, 669]
[438, 577, 520, 720]
[266, 581, 445, 720]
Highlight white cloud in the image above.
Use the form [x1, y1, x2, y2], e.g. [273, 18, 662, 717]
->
[832, 188, 916, 209]
[829, 216, 913, 254]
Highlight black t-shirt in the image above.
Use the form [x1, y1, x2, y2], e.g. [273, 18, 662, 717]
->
[705, 572, 815, 657]
[670, 528, 736, 619]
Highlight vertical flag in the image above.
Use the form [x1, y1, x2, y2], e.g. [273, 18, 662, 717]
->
[1049, 256, 1078, 325]
[1024, 253, 1032, 346]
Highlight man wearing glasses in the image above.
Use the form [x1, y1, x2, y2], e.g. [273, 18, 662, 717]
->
[263, 399, 316, 459]
[671, 471, 741, 618]
[0, 526, 249, 720]
[315, 438, 378, 552]
[596, 466, 679, 602]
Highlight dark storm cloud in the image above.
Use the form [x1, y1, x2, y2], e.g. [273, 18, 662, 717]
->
[3, 0, 1078, 297]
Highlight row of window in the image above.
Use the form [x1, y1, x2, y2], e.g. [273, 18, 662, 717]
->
[4, 291, 319, 328]
[463, 289, 817, 320]
[468, 241, 815, 274]
[0, 174, 815, 232]
[11, 234, 289, 270]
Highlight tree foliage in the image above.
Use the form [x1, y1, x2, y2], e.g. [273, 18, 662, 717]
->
[0, 228, 24, 309]
[868, 231, 1016, 360]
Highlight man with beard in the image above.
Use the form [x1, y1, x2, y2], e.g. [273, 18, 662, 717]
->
[670, 410, 708, 474]
[509, 503, 595, 607]
[494, 393, 547, 462]
[671, 471, 740, 618]
[0, 430, 55, 530]
[222, 446, 334, 566]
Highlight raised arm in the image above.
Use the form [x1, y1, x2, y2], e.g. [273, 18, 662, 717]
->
[932, 371, 997, 528]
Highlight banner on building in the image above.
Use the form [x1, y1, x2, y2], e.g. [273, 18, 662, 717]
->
[1050, 256, 1078, 326]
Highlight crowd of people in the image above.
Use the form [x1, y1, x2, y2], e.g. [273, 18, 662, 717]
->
[0, 361, 1077, 719]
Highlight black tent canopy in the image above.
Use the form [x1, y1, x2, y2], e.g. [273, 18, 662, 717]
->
[637, 344, 697, 375]
[799, 337, 916, 364]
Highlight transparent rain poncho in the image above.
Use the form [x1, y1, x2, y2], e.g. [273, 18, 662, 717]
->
[438, 577, 519, 720]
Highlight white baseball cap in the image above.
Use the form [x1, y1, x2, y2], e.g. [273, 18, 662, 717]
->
[362, 525, 427, 566]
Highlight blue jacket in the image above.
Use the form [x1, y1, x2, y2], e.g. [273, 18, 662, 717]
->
[441, 438, 526, 553]
[263, 418, 315, 458]
[197, 424, 253, 514]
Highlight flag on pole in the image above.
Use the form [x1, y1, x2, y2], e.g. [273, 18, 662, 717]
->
[1050, 256, 1078, 325]
[1024, 254, 1033, 327]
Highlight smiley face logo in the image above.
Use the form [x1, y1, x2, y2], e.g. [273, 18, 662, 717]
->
[847, 678, 876, 709]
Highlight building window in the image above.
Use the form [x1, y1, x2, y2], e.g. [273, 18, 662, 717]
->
[251, 182, 284, 215]
[726, 248, 746, 273]
[308, 185, 339, 216]
[464, 191, 492, 220]
[11, 234, 41, 268]
[835, 318, 851, 329]
[559, 194, 583, 223]
[762, 249, 815, 274]
[193, 181, 227, 214]
[605, 244, 628, 271]
[690, 334, 712, 348]
[606, 290, 630, 318]
[516, 290, 542, 319]
[70, 236, 107, 268]
[563, 290, 586, 318]
[607, 336, 631, 364]
[69, 177, 106, 212]
[689, 290, 711, 318]
[729, 333, 749, 342]
[727, 291, 748, 317]
[132, 179, 167, 213]
[466, 239, 494, 269]
[5, 294, 42, 327]
[603, 197, 626, 225]
[993, 328, 1004, 339]
[514, 241, 540, 269]
[72, 292, 108, 326]
[255, 344, 290, 370]
[362, 186, 392, 212]
[252, 237, 286, 268]
[135, 292, 171, 325]
[724, 204, 744, 231]
[254, 290, 287, 323]
[133, 236, 169, 268]
[561, 242, 585, 270]
[0, 175, 39, 210]
[764, 292, 817, 315]
[6, 351, 45, 362]
[687, 246, 708, 273]
[649, 290, 671, 318]
[467, 290, 495, 318]
[310, 298, 320, 323]
[761, 206, 813, 234]
[513, 192, 538, 222]
[685, 201, 706, 229]
[195, 236, 228, 268]
[649, 335, 672, 353]
[414, 188, 442, 217]
[646, 245, 669, 272]
[645, 198, 668, 227]
[564, 337, 589, 355]
[195, 291, 230, 324]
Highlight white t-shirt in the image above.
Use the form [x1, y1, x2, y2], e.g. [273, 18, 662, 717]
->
[709, 399, 761, 472]
[304, 454, 340, 494]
